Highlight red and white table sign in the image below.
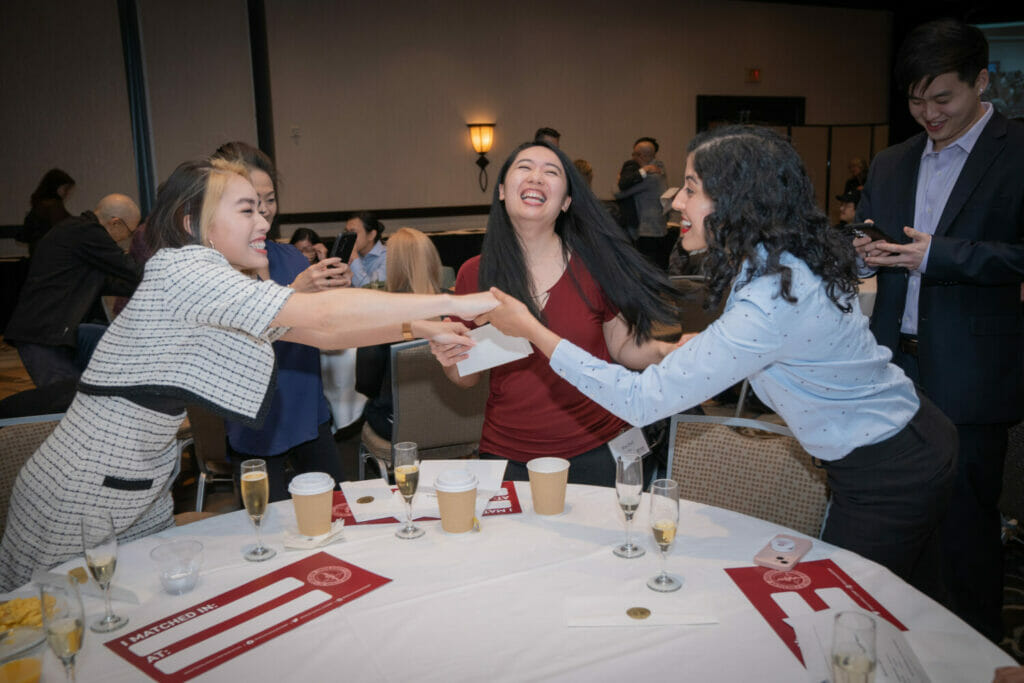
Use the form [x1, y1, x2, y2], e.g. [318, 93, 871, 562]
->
[105, 552, 390, 682]
[725, 559, 906, 665]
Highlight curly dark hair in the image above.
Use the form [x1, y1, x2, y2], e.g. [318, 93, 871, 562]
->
[687, 125, 859, 312]
[478, 141, 678, 343]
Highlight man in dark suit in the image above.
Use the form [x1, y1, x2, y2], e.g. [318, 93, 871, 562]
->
[856, 19, 1024, 642]
[4, 194, 142, 387]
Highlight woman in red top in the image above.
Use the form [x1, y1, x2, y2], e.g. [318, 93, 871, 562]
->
[432, 141, 679, 485]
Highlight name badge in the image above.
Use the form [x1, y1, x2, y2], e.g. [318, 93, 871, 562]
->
[608, 427, 649, 461]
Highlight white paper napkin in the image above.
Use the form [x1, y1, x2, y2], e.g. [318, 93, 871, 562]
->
[283, 519, 346, 549]
[564, 596, 718, 628]
[341, 479, 403, 522]
[456, 324, 532, 376]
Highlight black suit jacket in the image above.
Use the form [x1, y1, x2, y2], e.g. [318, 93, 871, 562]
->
[858, 112, 1024, 424]
[4, 211, 141, 348]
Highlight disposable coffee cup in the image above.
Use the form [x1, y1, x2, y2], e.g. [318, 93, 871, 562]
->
[288, 472, 335, 536]
[434, 469, 478, 533]
[526, 457, 570, 515]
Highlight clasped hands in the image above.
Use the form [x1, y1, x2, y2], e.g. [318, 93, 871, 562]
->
[854, 224, 931, 271]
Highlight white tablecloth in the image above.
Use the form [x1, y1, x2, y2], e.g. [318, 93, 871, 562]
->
[27, 484, 1014, 681]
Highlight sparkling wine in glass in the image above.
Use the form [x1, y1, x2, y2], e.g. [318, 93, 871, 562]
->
[40, 577, 85, 681]
[80, 510, 128, 632]
[393, 442, 424, 539]
[647, 478, 682, 592]
[613, 456, 645, 558]
[832, 611, 877, 683]
[241, 459, 276, 561]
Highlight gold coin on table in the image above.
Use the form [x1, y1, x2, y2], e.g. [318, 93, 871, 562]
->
[626, 607, 651, 620]
[356, 496, 374, 504]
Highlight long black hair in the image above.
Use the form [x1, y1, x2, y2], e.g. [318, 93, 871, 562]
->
[687, 126, 859, 312]
[478, 141, 677, 342]
[30, 168, 75, 206]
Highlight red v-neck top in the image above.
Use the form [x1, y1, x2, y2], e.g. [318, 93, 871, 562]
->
[455, 254, 627, 461]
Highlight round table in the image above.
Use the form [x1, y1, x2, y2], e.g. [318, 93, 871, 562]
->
[24, 483, 1014, 681]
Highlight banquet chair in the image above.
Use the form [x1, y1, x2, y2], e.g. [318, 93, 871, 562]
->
[358, 339, 488, 481]
[185, 405, 234, 512]
[666, 414, 829, 538]
[0, 413, 63, 536]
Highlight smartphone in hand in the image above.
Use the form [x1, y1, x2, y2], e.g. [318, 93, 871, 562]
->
[845, 221, 889, 243]
[329, 232, 358, 261]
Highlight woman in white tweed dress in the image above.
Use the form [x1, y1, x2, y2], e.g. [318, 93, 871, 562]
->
[0, 158, 497, 591]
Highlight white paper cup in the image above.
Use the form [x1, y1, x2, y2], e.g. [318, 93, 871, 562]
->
[434, 469, 478, 533]
[288, 472, 335, 536]
[526, 457, 570, 515]
[150, 539, 203, 595]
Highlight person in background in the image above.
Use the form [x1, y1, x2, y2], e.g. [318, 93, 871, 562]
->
[430, 140, 679, 486]
[4, 194, 141, 387]
[0, 157, 497, 591]
[534, 127, 561, 147]
[844, 157, 868, 194]
[290, 227, 327, 264]
[479, 125, 956, 602]
[616, 137, 670, 267]
[833, 189, 860, 228]
[357, 228, 445, 440]
[347, 212, 387, 287]
[213, 142, 351, 501]
[573, 159, 593, 188]
[19, 168, 75, 256]
[854, 19, 1024, 641]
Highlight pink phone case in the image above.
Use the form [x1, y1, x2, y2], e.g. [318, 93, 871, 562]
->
[753, 534, 813, 571]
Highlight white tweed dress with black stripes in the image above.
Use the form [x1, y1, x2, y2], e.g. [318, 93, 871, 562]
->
[0, 246, 292, 591]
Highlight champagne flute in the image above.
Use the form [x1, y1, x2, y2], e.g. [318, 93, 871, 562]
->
[393, 441, 424, 539]
[832, 611, 877, 683]
[40, 577, 85, 681]
[80, 510, 128, 632]
[240, 459, 276, 561]
[647, 478, 682, 592]
[612, 456, 645, 558]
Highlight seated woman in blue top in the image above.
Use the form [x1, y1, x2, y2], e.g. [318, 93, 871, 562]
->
[213, 142, 351, 501]
[347, 212, 387, 287]
[477, 125, 957, 602]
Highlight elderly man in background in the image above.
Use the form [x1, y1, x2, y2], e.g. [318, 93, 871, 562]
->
[4, 193, 142, 387]
[616, 136, 670, 268]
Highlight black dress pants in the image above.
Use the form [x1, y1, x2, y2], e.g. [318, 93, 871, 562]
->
[822, 392, 957, 605]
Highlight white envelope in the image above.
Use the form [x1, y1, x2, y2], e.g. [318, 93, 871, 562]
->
[412, 460, 509, 521]
[456, 324, 532, 376]
[340, 479, 403, 522]
[564, 596, 717, 628]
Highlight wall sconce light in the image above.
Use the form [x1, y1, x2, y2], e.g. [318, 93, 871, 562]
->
[467, 123, 496, 192]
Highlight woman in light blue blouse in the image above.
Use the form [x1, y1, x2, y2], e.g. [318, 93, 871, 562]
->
[479, 125, 957, 602]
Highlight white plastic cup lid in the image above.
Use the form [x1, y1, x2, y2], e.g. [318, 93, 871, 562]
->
[434, 469, 478, 493]
[526, 457, 570, 474]
[288, 472, 335, 496]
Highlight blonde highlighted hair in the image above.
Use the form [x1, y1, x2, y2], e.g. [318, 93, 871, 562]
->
[385, 228, 443, 294]
[145, 158, 249, 253]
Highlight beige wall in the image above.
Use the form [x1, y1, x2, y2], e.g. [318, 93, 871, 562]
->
[0, 0, 891, 226]
[0, 0, 137, 224]
[266, 0, 891, 211]
[140, 0, 258, 183]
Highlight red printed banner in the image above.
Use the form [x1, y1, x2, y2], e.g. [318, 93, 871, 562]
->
[105, 552, 390, 682]
[725, 559, 906, 665]
[331, 480, 523, 525]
